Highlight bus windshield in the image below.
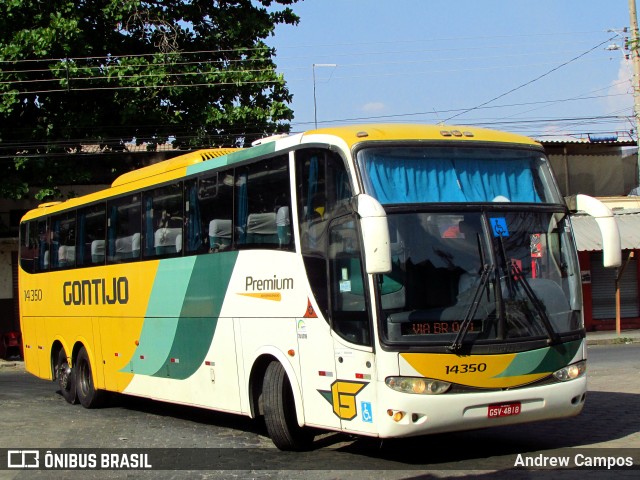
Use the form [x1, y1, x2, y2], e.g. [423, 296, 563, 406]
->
[356, 146, 581, 349]
[377, 210, 582, 347]
[357, 145, 562, 204]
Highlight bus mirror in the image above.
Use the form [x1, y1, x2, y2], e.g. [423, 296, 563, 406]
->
[567, 194, 621, 268]
[354, 194, 392, 274]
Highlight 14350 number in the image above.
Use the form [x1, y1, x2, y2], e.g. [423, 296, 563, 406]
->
[445, 363, 487, 374]
[24, 289, 43, 302]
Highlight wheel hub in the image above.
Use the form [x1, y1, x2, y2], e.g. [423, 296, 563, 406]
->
[59, 365, 71, 390]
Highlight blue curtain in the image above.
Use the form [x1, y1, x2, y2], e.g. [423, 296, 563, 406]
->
[306, 156, 318, 220]
[364, 156, 541, 204]
[336, 169, 349, 201]
[188, 183, 202, 252]
[108, 206, 117, 259]
[51, 219, 61, 267]
[38, 222, 48, 271]
[144, 196, 154, 256]
[456, 158, 541, 202]
[77, 212, 86, 265]
[366, 156, 465, 203]
[236, 171, 248, 244]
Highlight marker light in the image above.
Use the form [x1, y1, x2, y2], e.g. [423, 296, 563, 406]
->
[553, 360, 586, 382]
[386, 409, 405, 422]
[385, 377, 451, 395]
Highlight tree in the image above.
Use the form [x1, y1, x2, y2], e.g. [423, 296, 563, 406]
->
[0, 0, 301, 200]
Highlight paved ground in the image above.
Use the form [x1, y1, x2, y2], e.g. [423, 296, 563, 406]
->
[582, 328, 640, 345]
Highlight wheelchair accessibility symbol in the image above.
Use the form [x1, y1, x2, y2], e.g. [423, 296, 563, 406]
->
[361, 401, 373, 423]
[489, 217, 510, 237]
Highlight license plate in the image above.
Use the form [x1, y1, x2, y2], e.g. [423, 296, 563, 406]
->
[488, 402, 521, 418]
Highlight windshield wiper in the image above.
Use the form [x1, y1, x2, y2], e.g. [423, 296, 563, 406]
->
[447, 264, 491, 352]
[510, 261, 561, 345]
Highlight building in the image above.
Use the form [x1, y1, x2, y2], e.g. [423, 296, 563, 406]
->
[543, 136, 640, 331]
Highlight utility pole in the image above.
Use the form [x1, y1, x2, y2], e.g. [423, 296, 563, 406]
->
[629, 0, 640, 185]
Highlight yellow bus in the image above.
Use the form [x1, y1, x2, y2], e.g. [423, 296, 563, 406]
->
[19, 124, 620, 450]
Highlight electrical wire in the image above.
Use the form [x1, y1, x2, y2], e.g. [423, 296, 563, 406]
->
[442, 35, 620, 123]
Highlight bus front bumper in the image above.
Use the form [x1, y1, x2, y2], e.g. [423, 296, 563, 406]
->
[374, 376, 587, 439]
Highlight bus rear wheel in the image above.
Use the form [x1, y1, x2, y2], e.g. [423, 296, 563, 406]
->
[262, 361, 314, 451]
[75, 346, 105, 408]
[56, 349, 77, 404]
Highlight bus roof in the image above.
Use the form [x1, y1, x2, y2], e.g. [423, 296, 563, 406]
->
[111, 148, 240, 188]
[300, 123, 540, 149]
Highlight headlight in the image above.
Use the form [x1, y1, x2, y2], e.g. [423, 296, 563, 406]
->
[553, 360, 586, 382]
[385, 376, 451, 395]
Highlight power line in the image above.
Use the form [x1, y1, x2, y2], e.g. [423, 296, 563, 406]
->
[271, 29, 617, 52]
[0, 55, 616, 97]
[0, 79, 283, 96]
[0, 46, 275, 66]
[0, 67, 279, 87]
[442, 35, 620, 123]
[0, 113, 628, 148]
[285, 91, 631, 128]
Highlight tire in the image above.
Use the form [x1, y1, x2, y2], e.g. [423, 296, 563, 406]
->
[75, 346, 105, 408]
[262, 361, 314, 451]
[56, 349, 77, 404]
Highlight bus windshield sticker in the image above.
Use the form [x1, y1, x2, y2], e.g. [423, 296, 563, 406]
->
[489, 217, 509, 237]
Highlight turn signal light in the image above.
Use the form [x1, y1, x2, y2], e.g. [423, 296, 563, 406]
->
[387, 409, 405, 422]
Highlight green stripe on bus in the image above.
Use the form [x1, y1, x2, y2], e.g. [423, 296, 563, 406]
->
[124, 257, 197, 375]
[494, 340, 581, 378]
[153, 251, 239, 379]
[186, 142, 277, 177]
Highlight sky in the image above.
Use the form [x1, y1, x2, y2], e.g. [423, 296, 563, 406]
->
[267, 0, 637, 140]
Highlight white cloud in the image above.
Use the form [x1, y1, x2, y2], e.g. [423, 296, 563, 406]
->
[361, 102, 386, 113]
[606, 57, 633, 115]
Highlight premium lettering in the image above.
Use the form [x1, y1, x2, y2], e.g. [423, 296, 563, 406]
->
[245, 275, 293, 291]
[63, 277, 129, 306]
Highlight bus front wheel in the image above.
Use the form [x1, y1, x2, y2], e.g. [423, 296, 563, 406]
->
[262, 361, 314, 451]
[75, 346, 105, 408]
[56, 349, 77, 404]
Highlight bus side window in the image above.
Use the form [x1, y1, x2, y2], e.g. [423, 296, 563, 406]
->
[77, 203, 106, 266]
[50, 211, 77, 269]
[296, 148, 354, 321]
[297, 149, 352, 252]
[236, 155, 292, 250]
[107, 194, 141, 263]
[329, 216, 371, 346]
[19, 221, 39, 273]
[188, 171, 234, 254]
[143, 182, 183, 259]
[36, 219, 49, 272]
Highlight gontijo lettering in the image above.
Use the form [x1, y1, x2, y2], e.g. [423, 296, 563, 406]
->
[63, 277, 129, 305]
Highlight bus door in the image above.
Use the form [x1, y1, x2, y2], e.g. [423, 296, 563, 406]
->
[295, 311, 341, 431]
[294, 149, 375, 433]
[295, 215, 377, 435]
[328, 215, 377, 434]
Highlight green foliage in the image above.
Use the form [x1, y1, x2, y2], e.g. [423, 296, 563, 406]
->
[0, 0, 301, 200]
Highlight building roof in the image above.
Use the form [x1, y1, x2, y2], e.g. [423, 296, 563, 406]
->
[536, 134, 636, 146]
[571, 210, 640, 251]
